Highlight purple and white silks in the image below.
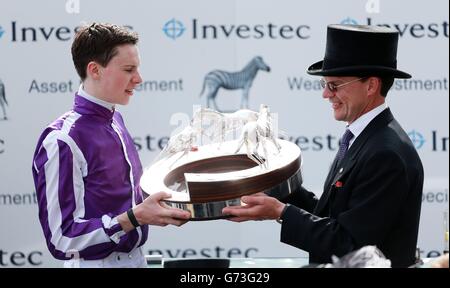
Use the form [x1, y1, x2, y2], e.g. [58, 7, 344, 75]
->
[32, 94, 148, 260]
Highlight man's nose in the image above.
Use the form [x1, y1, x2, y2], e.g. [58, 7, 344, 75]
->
[322, 88, 334, 99]
[134, 71, 143, 84]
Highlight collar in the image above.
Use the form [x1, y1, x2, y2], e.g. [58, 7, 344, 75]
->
[74, 86, 115, 121]
[347, 103, 387, 147]
[77, 85, 115, 112]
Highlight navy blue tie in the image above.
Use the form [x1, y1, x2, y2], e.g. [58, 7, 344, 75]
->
[336, 129, 354, 163]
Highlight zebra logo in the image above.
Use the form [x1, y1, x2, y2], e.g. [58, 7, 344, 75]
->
[0, 78, 7, 120]
[199, 56, 270, 112]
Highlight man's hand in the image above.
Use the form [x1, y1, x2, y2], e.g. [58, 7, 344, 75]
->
[136, 191, 191, 226]
[119, 192, 191, 232]
[222, 192, 285, 222]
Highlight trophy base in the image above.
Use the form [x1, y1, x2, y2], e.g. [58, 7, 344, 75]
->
[141, 139, 302, 221]
[164, 169, 302, 221]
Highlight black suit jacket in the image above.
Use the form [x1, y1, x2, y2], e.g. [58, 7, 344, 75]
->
[280, 108, 423, 267]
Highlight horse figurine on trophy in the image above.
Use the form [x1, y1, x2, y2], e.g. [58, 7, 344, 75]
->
[154, 104, 281, 169]
[191, 107, 259, 146]
[152, 125, 199, 168]
[234, 104, 281, 168]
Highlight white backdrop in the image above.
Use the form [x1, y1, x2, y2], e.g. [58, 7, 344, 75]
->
[0, 0, 448, 267]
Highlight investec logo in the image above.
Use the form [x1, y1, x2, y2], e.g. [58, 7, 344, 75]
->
[408, 130, 448, 152]
[341, 17, 449, 38]
[1, 21, 133, 42]
[408, 130, 426, 150]
[162, 18, 310, 40]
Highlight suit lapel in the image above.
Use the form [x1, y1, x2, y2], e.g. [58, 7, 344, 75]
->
[315, 158, 356, 215]
[314, 108, 394, 215]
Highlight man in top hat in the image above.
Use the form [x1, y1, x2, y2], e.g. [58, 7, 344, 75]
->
[223, 24, 424, 268]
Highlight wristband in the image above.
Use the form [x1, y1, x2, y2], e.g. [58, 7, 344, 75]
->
[127, 208, 140, 228]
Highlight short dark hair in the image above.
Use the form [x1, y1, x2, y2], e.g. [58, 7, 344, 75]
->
[379, 77, 395, 97]
[71, 23, 139, 80]
[361, 76, 395, 97]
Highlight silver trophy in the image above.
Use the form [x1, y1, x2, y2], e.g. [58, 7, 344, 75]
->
[140, 105, 302, 220]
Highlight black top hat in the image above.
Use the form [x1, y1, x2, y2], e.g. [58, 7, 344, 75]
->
[307, 24, 411, 79]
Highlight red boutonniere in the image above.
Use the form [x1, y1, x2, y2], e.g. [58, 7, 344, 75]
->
[335, 181, 343, 188]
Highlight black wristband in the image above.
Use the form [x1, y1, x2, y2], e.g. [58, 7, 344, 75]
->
[127, 208, 140, 228]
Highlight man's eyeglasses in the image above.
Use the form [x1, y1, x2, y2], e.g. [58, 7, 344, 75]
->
[320, 77, 366, 92]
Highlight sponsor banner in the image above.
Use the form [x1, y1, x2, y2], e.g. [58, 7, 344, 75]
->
[0, 0, 448, 267]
